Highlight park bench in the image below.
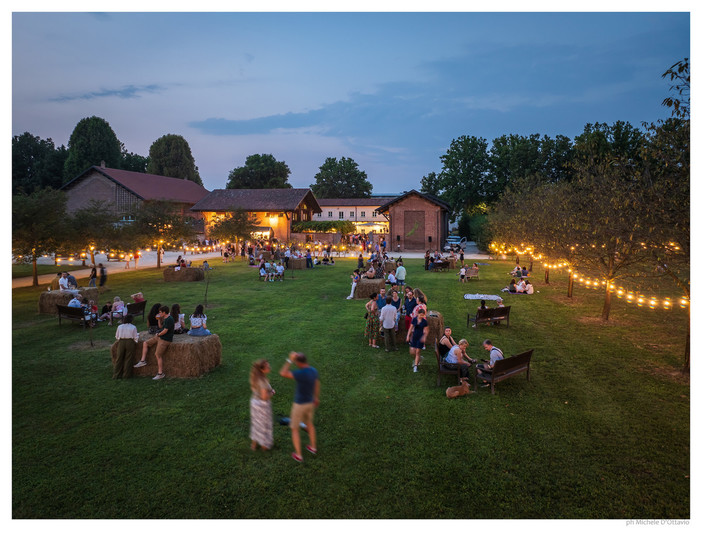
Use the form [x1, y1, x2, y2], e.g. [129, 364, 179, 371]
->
[125, 301, 147, 322]
[57, 305, 89, 328]
[434, 339, 461, 386]
[469, 305, 511, 328]
[464, 267, 479, 280]
[475, 349, 533, 394]
[432, 260, 449, 272]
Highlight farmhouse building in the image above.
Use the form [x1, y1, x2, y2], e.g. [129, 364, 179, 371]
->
[375, 190, 451, 252]
[61, 165, 210, 221]
[190, 189, 322, 243]
[312, 197, 395, 235]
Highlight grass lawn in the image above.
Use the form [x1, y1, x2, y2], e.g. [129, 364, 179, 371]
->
[12, 256, 690, 519]
[12, 263, 89, 279]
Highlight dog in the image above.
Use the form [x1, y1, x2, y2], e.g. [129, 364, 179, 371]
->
[446, 379, 471, 398]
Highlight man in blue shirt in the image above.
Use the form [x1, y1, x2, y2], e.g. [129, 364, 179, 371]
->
[280, 352, 320, 462]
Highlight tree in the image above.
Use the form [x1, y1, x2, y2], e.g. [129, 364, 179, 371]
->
[207, 208, 261, 254]
[12, 132, 68, 195]
[128, 201, 197, 269]
[662, 58, 689, 120]
[12, 188, 69, 286]
[419, 172, 440, 196]
[120, 143, 149, 173]
[226, 154, 291, 189]
[147, 134, 202, 184]
[63, 116, 122, 181]
[436, 135, 493, 218]
[310, 157, 372, 198]
[67, 201, 121, 266]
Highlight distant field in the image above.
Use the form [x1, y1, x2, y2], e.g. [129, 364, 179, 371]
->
[12, 255, 689, 519]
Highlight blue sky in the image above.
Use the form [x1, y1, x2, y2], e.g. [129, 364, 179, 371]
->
[11, 9, 691, 194]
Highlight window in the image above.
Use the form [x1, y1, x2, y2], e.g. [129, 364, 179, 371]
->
[328, 211, 333, 217]
[360, 211, 366, 217]
[339, 211, 344, 218]
[316, 212, 322, 217]
[372, 211, 378, 217]
[350, 211, 355, 217]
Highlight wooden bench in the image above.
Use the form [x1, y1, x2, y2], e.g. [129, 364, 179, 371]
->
[57, 305, 89, 328]
[475, 349, 533, 394]
[464, 267, 479, 280]
[125, 301, 147, 322]
[431, 260, 450, 272]
[434, 339, 461, 386]
[469, 305, 511, 328]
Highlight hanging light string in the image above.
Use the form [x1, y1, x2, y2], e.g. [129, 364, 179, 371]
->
[489, 242, 689, 310]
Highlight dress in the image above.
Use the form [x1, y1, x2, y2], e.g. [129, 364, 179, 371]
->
[364, 307, 380, 340]
[250, 378, 273, 449]
[409, 317, 428, 349]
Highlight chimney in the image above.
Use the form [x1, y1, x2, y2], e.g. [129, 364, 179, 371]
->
[100, 160, 106, 168]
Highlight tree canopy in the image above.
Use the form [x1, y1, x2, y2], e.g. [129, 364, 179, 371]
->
[12, 132, 67, 195]
[63, 116, 122, 181]
[310, 157, 373, 198]
[226, 154, 291, 189]
[147, 134, 202, 185]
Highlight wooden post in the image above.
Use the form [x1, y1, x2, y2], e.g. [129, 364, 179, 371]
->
[567, 272, 574, 298]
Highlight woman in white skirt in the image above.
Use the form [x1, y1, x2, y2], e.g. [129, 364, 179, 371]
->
[249, 359, 274, 451]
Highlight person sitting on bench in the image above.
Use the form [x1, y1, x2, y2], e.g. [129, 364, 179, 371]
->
[475, 339, 505, 385]
[443, 338, 475, 381]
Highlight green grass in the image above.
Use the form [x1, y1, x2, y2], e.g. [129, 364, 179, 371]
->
[12, 256, 690, 518]
[12, 263, 88, 279]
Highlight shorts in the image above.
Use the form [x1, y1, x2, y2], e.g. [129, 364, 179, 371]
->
[290, 401, 315, 429]
[146, 335, 171, 356]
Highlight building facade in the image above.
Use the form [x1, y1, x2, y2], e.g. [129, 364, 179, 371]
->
[312, 197, 395, 235]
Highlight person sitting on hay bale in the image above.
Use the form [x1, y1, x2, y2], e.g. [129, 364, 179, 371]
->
[171, 303, 186, 334]
[147, 303, 162, 334]
[135, 305, 174, 380]
[188, 304, 211, 336]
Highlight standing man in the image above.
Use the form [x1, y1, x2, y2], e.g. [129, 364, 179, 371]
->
[280, 352, 320, 462]
[113, 314, 139, 379]
[284, 246, 291, 269]
[395, 261, 406, 286]
[98, 263, 107, 289]
[135, 305, 174, 380]
[379, 300, 399, 352]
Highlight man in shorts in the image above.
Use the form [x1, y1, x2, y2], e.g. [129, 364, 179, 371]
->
[135, 305, 174, 380]
[280, 351, 320, 462]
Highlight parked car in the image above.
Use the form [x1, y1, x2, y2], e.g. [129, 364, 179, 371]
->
[443, 236, 467, 251]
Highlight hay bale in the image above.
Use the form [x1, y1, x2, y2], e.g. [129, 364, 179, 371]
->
[38, 287, 99, 314]
[111, 331, 222, 378]
[259, 251, 272, 260]
[290, 258, 306, 270]
[354, 278, 385, 300]
[384, 261, 397, 273]
[426, 310, 444, 347]
[163, 267, 205, 282]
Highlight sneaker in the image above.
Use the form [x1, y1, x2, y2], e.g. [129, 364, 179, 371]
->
[413, 365, 418, 373]
[134, 361, 147, 368]
[152, 373, 165, 380]
[291, 452, 303, 462]
[305, 445, 317, 455]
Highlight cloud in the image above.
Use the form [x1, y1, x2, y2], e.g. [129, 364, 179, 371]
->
[49, 84, 165, 102]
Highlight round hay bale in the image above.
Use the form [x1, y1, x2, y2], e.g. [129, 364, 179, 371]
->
[38, 287, 99, 314]
[163, 267, 205, 282]
[426, 310, 444, 347]
[259, 251, 272, 260]
[112, 331, 222, 378]
[354, 278, 385, 300]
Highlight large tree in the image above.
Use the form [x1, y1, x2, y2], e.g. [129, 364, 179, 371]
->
[147, 134, 202, 185]
[437, 135, 493, 218]
[63, 116, 122, 181]
[226, 154, 291, 189]
[12, 132, 68, 195]
[310, 157, 372, 198]
[12, 188, 69, 286]
[419, 171, 440, 196]
[120, 143, 149, 173]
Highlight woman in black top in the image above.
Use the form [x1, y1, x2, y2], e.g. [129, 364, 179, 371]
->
[437, 327, 457, 359]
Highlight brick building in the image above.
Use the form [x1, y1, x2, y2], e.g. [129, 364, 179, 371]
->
[375, 190, 451, 252]
[61, 164, 210, 221]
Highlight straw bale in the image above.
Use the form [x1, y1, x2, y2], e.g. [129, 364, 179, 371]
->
[384, 261, 397, 273]
[38, 287, 99, 314]
[163, 267, 205, 282]
[259, 251, 272, 260]
[290, 258, 306, 270]
[426, 310, 444, 347]
[111, 331, 222, 378]
[354, 278, 385, 300]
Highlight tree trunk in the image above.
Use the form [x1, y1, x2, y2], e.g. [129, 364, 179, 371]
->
[567, 272, 574, 298]
[601, 286, 612, 321]
[544, 267, 550, 284]
[90, 251, 96, 266]
[528, 257, 533, 272]
[682, 309, 690, 373]
[515, 255, 520, 266]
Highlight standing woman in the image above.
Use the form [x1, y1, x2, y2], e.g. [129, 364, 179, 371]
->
[188, 304, 211, 336]
[346, 269, 360, 300]
[249, 359, 274, 451]
[407, 308, 429, 373]
[364, 292, 381, 348]
[88, 265, 97, 288]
